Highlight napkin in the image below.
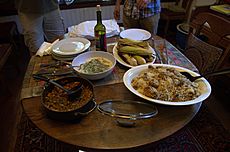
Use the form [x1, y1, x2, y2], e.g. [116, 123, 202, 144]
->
[36, 39, 59, 57]
[67, 19, 120, 40]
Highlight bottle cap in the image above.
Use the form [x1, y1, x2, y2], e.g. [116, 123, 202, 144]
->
[96, 5, 101, 11]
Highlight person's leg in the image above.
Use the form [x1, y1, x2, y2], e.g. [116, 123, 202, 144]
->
[18, 11, 44, 54]
[140, 13, 160, 34]
[123, 14, 140, 29]
[43, 9, 66, 42]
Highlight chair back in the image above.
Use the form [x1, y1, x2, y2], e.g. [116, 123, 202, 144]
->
[188, 11, 230, 71]
[176, 0, 194, 10]
[185, 33, 223, 74]
[160, 0, 194, 37]
[177, 0, 194, 18]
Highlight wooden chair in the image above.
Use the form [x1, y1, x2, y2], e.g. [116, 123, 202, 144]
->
[160, 0, 194, 37]
[188, 11, 230, 71]
[188, 11, 230, 96]
[184, 33, 223, 75]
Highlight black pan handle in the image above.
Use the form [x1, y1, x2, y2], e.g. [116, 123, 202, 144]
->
[33, 74, 70, 93]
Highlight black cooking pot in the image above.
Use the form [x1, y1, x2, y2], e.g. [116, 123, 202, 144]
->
[41, 76, 96, 122]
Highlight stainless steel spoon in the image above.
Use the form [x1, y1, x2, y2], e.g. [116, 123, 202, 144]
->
[66, 64, 85, 71]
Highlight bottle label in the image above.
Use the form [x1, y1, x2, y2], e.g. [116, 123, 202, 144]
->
[95, 32, 107, 51]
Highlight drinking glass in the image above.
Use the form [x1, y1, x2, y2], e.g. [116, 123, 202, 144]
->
[152, 38, 169, 64]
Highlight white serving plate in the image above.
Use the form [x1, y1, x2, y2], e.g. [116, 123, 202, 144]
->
[119, 28, 151, 41]
[52, 37, 90, 56]
[123, 64, 212, 106]
[51, 52, 78, 61]
[113, 43, 156, 68]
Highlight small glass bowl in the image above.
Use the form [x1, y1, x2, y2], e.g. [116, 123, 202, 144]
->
[97, 99, 158, 127]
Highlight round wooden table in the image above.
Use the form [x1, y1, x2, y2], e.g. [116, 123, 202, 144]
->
[22, 82, 201, 151]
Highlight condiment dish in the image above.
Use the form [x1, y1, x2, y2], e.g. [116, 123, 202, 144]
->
[72, 51, 116, 80]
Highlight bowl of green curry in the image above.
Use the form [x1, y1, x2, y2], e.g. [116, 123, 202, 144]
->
[72, 51, 116, 80]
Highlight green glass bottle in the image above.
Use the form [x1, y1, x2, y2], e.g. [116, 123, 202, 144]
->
[94, 5, 107, 51]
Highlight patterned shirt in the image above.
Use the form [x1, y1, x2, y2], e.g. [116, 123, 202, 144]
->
[123, 0, 161, 19]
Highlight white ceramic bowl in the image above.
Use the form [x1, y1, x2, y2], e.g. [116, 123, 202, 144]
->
[72, 51, 116, 80]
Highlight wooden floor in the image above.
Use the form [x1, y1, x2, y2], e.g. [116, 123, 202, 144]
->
[0, 33, 229, 152]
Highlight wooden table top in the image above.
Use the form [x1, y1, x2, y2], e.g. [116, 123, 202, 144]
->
[21, 36, 201, 151]
[22, 83, 201, 151]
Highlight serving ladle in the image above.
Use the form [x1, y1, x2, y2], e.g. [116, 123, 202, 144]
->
[33, 74, 83, 101]
[180, 68, 230, 82]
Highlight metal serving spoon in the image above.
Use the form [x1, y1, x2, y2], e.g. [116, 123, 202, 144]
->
[33, 74, 82, 101]
[180, 68, 230, 82]
[66, 64, 80, 69]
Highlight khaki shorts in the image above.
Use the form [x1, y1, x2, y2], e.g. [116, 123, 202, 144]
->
[123, 13, 160, 35]
[18, 9, 65, 53]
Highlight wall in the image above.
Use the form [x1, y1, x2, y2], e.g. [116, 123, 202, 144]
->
[61, 2, 176, 29]
[0, 5, 120, 33]
[195, 0, 217, 6]
[61, 5, 120, 29]
[186, 0, 217, 23]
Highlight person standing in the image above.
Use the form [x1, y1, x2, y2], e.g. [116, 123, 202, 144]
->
[15, 0, 66, 55]
[114, 0, 161, 34]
